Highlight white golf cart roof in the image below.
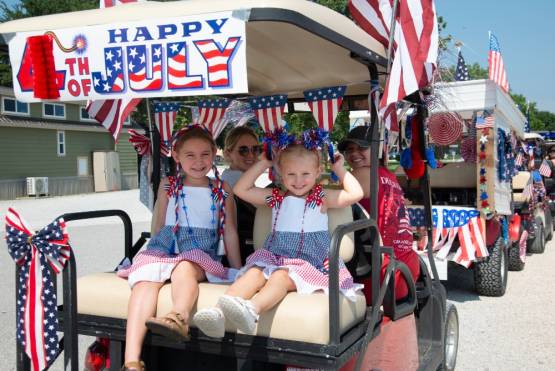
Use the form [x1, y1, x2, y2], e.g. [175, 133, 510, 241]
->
[523, 132, 544, 141]
[431, 79, 526, 137]
[0, 0, 387, 98]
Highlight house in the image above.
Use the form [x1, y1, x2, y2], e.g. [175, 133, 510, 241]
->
[0, 86, 139, 200]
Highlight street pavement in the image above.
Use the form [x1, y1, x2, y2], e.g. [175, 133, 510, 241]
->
[1, 190, 554, 370]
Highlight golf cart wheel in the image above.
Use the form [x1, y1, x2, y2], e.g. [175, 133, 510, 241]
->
[474, 236, 508, 297]
[508, 228, 525, 271]
[528, 219, 545, 254]
[438, 302, 459, 371]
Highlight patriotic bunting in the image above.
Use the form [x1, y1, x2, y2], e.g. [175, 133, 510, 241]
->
[153, 102, 180, 156]
[303, 86, 346, 132]
[248, 95, 288, 133]
[196, 98, 231, 139]
[5, 208, 71, 371]
[408, 206, 488, 268]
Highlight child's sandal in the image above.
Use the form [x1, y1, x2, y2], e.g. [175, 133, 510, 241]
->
[145, 312, 190, 341]
[121, 360, 145, 371]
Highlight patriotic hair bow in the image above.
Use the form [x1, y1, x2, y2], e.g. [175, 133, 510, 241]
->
[5, 208, 71, 371]
[301, 128, 338, 181]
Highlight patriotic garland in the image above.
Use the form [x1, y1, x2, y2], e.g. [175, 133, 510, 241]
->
[478, 128, 490, 213]
[5, 208, 71, 371]
[408, 206, 488, 268]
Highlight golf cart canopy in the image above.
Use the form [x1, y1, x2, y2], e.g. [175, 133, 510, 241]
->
[432, 79, 526, 137]
[0, 0, 387, 100]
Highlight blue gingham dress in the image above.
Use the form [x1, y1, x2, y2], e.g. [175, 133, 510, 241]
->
[118, 184, 236, 287]
[238, 190, 362, 301]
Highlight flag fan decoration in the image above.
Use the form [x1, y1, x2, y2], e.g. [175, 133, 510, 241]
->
[408, 206, 488, 267]
[5, 208, 71, 371]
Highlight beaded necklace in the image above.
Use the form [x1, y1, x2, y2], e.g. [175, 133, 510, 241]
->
[267, 184, 324, 258]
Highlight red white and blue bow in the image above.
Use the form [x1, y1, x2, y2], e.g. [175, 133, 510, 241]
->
[5, 208, 71, 371]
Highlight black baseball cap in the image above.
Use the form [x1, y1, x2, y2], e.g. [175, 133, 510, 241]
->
[338, 126, 371, 152]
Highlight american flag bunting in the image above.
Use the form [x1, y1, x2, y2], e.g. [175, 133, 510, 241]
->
[5, 208, 71, 371]
[154, 102, 180, 155]
[303, 86, 346, 132]
[196, 98, 231, 139]
[248, 95, 288, 133]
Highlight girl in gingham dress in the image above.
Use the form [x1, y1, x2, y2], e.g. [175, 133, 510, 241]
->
[117, 126, 241, 371]
[194, 142, 363, 338]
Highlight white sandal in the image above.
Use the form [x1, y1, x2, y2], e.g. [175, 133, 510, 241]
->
[218, 295, 259, 335]
[193, 307, 225, 338]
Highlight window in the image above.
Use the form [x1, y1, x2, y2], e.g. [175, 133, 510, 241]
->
[80, 106, 95, 121]
[44, 103, 66, 118]
[77, 157, 89, 176]
[57, 131, 66, 156]
[2, 97, 29, 115]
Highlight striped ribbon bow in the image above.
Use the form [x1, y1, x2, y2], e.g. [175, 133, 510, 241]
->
[5, 208, 71, 371]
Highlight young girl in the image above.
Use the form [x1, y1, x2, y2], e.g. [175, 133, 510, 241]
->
[193, 141, 364, 338]
[117, 126, 242, 371]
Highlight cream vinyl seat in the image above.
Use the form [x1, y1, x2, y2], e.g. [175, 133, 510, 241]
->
[512, 171, 531, 204]
[77, 206, 367, 345]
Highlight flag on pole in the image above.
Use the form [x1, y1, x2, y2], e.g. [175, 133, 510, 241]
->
[86, 98, 141, 140]
[455, 50, 470, 81]
[100, 0, 143, 7]
[303, 86, 346, 132]
[539, 159, 552, 177]
[196, 98, 231, 139]
[248, 95, 288, 133]
[488, 32, 509, 93]
[349, 0, 439, 109]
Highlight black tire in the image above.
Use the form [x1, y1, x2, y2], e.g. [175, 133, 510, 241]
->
[438, 302, 459, 371]
[528, 219, 546, 254]
[474, 236, 508, 297]
[508, 228, 526, 271]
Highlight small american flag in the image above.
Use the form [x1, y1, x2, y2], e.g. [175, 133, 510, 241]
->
[515, 151, 524, 167]
[539, 159, 552, 177]
[197, 98, 231, 139]
[154, 102, 180, 155]
[303, 86, 346, 132]
[488, 32, 509, 93]
[86, 98, 141, 140]
[455, 50, 470, 81]
[475, 115, 494, 129]
[522, 178, 533, 200]
[248, 95, 288, 133]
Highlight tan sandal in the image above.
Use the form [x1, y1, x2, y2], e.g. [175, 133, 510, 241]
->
[121, 360, 145, 371]
[145, 312, 190, 341]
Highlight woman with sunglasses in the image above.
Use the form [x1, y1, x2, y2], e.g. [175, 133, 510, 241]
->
[222, 126, 262, 263]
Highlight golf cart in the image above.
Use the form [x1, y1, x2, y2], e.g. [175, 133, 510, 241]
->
[540, 135, 555, 222]
[0, 1, 457, 370]
[400, 79, 526, 295]
[512, 133, 553, 257]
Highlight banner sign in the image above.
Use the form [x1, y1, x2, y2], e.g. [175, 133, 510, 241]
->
[9, 12, 247, 102]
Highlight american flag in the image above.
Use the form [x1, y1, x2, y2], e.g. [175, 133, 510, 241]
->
[194, 37, 241, 87]
[475, 115, 494, 129]
[303, 86, 346, 132]
[86, 97, 141, 140]
[488, 32, 509, 93]
[515, 151, 524, 167]
[539, 159, 552, 177]
[196, 98, 231, 139]
[522, 177, 533, 200]
[455, 50, 470, 81]
[167, 42, 203, 89]
[100, 0, 143, 7]
[248, 95, 288, 133]
[5, 208, 71, 371]
[127, 45, 162, 91]
[88, 0, 142, 141]
[349, 0, 439, 110]
[154, 102, 180, 155]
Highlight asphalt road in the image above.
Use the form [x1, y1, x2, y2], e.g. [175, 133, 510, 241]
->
[1, 190, 554, 370]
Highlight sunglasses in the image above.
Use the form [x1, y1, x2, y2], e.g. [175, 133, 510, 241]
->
[237, 145, 262, 157]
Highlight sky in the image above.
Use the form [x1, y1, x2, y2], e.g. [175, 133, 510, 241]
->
[2, 0, 554, 112]
[436, 0, 555, 112]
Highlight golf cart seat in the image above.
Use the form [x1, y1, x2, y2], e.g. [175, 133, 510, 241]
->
[76, 206, 366, 345]
[512, 171, 531, 205]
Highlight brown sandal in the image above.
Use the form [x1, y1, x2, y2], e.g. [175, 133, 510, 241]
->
[121, 360, 145, 371]
[145, 312, 190, 341]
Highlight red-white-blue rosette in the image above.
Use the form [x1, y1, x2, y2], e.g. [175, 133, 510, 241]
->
[5, 208, 71, 371]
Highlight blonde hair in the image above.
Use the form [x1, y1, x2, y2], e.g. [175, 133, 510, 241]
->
[278, 144, 320, 168]
[224, 126, 258, 152]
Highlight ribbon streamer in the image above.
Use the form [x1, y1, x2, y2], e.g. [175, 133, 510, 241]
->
[5, 208, 71, 371]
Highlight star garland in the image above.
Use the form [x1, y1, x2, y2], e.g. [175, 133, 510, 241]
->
[479, 128, 490, 212]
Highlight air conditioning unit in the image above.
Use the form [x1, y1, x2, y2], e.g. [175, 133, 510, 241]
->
[26, 177, 49, 197]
